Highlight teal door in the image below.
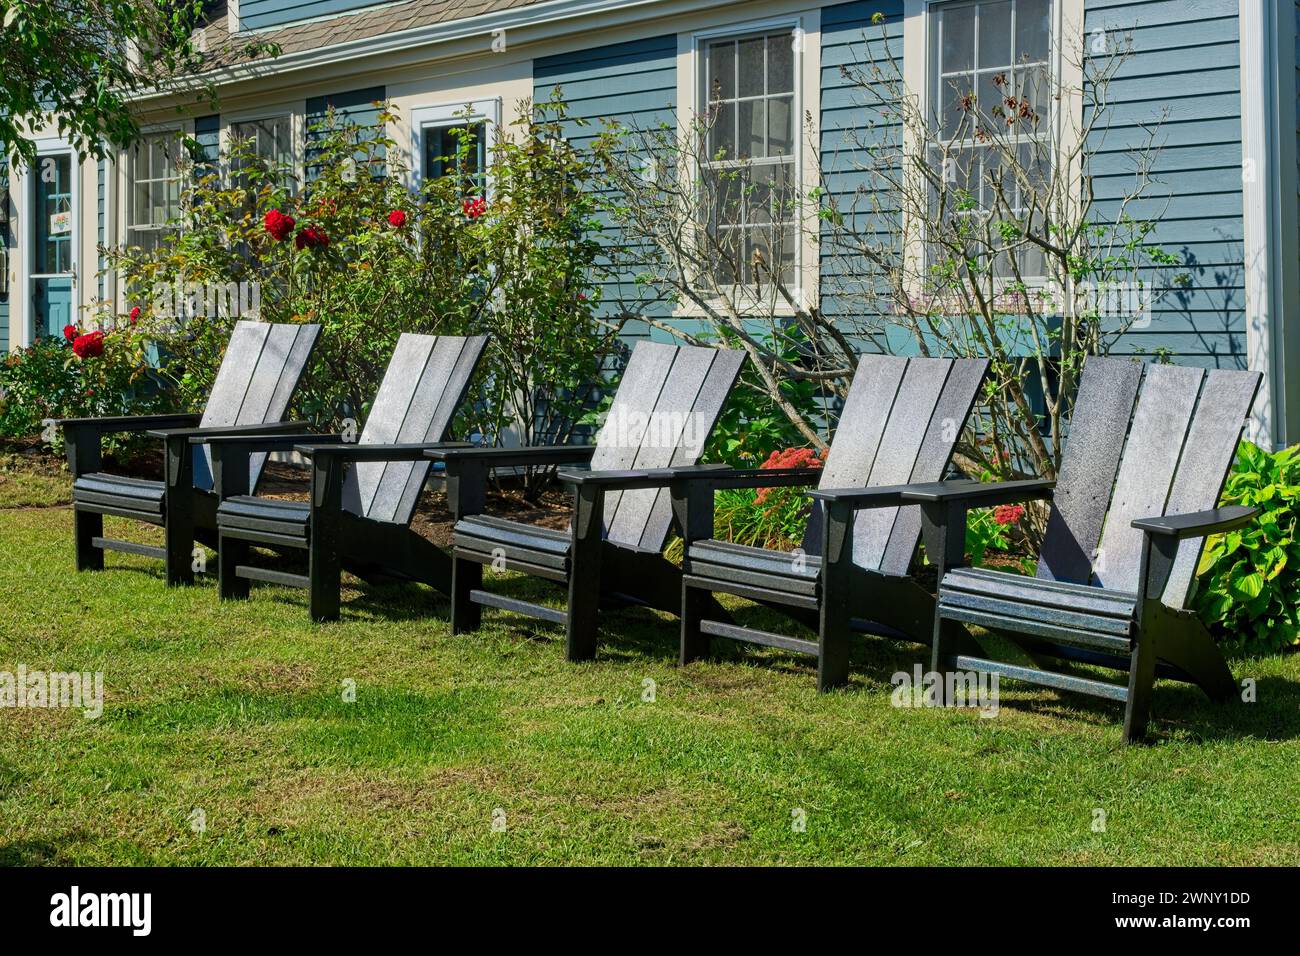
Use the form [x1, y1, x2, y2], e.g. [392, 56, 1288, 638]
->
[31, 153, 75, 339]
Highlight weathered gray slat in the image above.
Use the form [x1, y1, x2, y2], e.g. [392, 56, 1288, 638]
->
[940, 590, 1132, 636]
[454, 518, 571, 556]
[1160, 369, 1261, 608]
[469, 590, 568, 625]
[687, 561, 819, 597]
[699, 618, 820, 656]
[1093, 363, 1204, 592]
[1037, 357, 1144, 584]
[852, 358, 952, 570]
[262, 324, 321, 424]
[948, 654, 1130, 701]
[816, 354, 908, 490]
[92, 537, 167, 560]
[880, 358, 987, 575]
[229, 322, 302, 493]
[367, 336, 467, 523]
[590, 341, 679, 522]
[389, 335, 488, 526]
[343, 335, 436, 517]
[634, 347, 745, 551]
[195, 321, 271, 490]
[201, 321, 270, 428]
[944, 566, 1137, 614]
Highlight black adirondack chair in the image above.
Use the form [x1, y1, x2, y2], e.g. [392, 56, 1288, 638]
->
[670, 354, 988, 690]
[200, 333, 488, 621]
[909, 357, 1261, 743]
[429, 340, 745, 660]
[62, 320, 321, 585]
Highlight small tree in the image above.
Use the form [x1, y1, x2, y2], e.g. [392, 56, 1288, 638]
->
[595, 17, 1181, 514]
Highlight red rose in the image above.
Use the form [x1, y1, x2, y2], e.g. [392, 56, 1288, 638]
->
[462, 196, 487, 219]
[129, 306, 141, 325]
[72, 331, 105, 359]
[264, 209, 296, 241]
[62, 324, 77, 343]
[387, 209, 406, 228]
[294, 225, 329, 251]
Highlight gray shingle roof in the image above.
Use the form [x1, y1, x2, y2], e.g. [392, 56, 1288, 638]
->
[198, 0, 549, 70]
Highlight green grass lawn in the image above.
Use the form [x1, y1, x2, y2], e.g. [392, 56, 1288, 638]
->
[1, 467, 1297, 866]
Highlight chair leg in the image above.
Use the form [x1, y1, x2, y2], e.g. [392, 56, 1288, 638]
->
[680, 579, 711, 665]
[74, 509, 104, 572]
[1123, 626, 1158, 744]
[218, 532, 250, 601]
[308, 535, 342, 623]
[566, 573, 601, 663]
[817, 579, 852, 692]
[450, 555, 483, 635]
[164, 493, 195, 587]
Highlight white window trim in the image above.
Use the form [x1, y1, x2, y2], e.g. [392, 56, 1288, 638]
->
[675, 9, 822, 319]
[15, 135, 80, 349]
[900, 0, 1085, 300]
[410, 98, 502, 193]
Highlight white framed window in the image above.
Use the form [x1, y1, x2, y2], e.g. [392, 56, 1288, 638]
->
[698, 28, 800, 288]
[229, 114, 296, 184]
[126, 131, 185, 253]
[927, 0, 1054, 277]
[411, 99, 500, 195]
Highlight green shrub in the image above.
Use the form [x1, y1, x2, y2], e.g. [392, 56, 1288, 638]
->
[1195, 441, 1300, 654]
[0, 326, 173, 457]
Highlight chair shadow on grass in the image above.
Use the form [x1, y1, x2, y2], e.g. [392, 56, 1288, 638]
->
[0, 832, 92, 866]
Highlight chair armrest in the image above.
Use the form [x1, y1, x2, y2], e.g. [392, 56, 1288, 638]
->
[149, 420, 313, 439]
[296, 441, 472, 463]
[671, 465, 823, 492]
[809, 482, 941, 510]
[558, 468, 677, 490]
[1132, 506, 1258, 540]
[424, 445, 597, 467]
[194, 432, 340, 448]
[901, 478, 1056, 505]
[59, 412, 201, 434]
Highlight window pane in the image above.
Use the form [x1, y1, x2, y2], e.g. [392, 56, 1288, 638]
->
[940, 73, 973, 138]
[709, 102, 736, 159]
[768, 34, 794, 93]
[941, 5, 975, 72]
[708, 41, 735, 101]
[1016, 0, 1051, 62]
[977, 70, 1006, 127]
[739, 100, 763, 158]
[767, 96, 793, 156]
[1015, 62, 1050, 120]
[979, 1, 1013, 67]
[738, 36, 765, 97]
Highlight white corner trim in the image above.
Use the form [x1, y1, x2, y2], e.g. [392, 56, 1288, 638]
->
[228, 0, 240, 35]
[1239, 0, 1280, 447]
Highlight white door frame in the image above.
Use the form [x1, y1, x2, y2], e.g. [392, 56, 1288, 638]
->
[16, 136, 80, 347]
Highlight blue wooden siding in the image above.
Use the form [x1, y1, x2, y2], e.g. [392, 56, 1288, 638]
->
[305, 86, 386, 180]
[1085, 0, 1245, 368]
[819, 0, 903, 349]
[534, 35, 678, 339]
[240, 0, 388, 32]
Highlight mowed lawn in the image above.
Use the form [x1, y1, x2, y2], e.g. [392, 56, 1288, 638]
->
[1, 467, 1298, 866]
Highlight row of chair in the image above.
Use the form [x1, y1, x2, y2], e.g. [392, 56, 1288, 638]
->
[60, 320, 1260, 742]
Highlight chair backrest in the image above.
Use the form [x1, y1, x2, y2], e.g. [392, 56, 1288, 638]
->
[591, 341, 746, 550]
[1038, 357, 1261, 607]
[195, 320, 322, 492]
[341, 333, 488, 524]
[805, 354, 988, 573]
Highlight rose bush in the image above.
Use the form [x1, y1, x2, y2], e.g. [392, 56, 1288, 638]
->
[106, 93, 617, 495]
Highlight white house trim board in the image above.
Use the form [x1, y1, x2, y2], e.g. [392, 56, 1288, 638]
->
[14, 136, 80, 349]
[1238, 0, 1287, 448]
